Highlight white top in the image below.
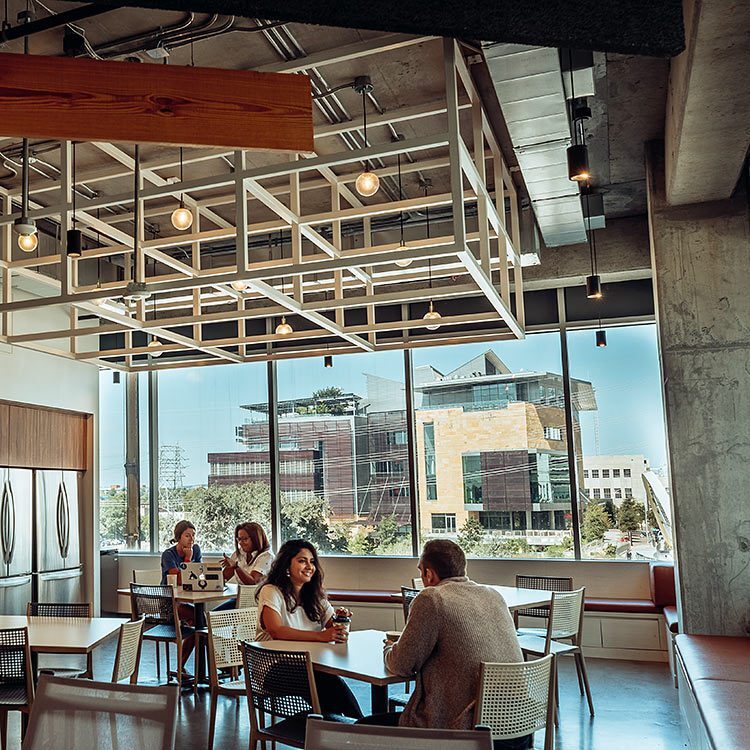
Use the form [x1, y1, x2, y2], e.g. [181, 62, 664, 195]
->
[256, 584, 334, 641]
[229, 549, 273, 583]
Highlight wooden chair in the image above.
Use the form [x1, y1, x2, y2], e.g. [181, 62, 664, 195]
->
[514, 574, 573, 630]
[305, 716, 493, 750]
[517, 588, 594, 721]
[22, 675, 178, 750]
[0, 627, 34, 750]
[129, 583, 193, 689]
[27, 602, 93, 679]
[475, 655, 555, 750]
[111, 617, 145, 684]
[205, 608, 258, 749]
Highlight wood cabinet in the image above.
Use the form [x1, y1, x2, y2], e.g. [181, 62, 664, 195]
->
[2, 400, 88, 470]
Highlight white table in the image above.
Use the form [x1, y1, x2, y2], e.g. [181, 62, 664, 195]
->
[252, 629, 407, 713]
[485, 585, 554, 611]
[0, 615, 127, 655]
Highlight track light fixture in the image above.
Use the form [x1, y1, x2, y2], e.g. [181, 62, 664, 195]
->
[171, 148, 194, 230]
[354, 76, 380, 198]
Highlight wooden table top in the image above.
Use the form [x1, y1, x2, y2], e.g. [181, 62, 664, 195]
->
[251, 629, 405, 687]
[118, 583, 237, 605]
[0, 616, 128, 654]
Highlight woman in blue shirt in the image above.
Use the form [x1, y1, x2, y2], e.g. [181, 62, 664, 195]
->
[160, 520, 201, 682]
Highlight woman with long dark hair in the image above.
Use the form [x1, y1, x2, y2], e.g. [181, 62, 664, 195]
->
[221, 521, 272, 585]
[256, 539, 362, 718]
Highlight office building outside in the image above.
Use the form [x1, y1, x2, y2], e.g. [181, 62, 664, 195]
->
[582, 455, 649, 506]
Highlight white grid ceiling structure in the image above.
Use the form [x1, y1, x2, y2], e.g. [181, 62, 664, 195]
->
[0, 39, 525, 372]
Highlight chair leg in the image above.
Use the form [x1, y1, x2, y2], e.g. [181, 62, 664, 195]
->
[176, 642, 183, 689]
[576, 650, 595, 716]
[21, 709, 28, 738]
[208, 690, 218, 750]
[573, 650, 585, 695]
[552, 656, 559, 727]
[193, 634, 200, 697]
[166, 642, 172, 681]
[0, 710, 7, 750]
[155, 641, 161, 681]
[86, 652, 94, 680]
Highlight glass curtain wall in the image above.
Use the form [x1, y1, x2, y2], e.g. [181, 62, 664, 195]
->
[153, 363, 270, 553]
[568, 324, 671, 560]
[410, 334, 579, 558]
[276, 351, 412, 555]
[98, 371, 127, 547]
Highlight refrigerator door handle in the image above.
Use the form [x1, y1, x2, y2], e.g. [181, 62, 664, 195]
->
[5, 480, 15, 566]
[0, 480, 8, 565]
[56, 481, 71, 560]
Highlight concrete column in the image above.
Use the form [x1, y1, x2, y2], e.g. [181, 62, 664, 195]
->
[646, 142, 750, 636]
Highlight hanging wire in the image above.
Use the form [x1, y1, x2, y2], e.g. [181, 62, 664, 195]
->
[71, 141, 77, 226]
[397, 152, 404, 245]
[585, 187, 596, 276]
[425, 184, 432, 289]
[568, 49, 577, 145]
[190, 38, 195, 66]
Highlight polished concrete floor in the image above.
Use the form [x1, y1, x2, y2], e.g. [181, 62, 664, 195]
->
[6, 634, 687, 749]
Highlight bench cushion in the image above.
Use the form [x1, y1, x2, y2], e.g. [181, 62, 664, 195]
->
[584, 598, 661, 615]
[692, 679, 750, 749]
[649, 562, 676, 607]
[663, 605, 679, 633]
[328, 589, 400, 604]
[676, 634, 750, 683]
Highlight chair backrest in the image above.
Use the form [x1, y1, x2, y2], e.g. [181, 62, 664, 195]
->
[111, 618, 145, 684]
[240, 642, 320, 725]
[305, 717, 493, 750]
[207, 608, 259, 680]
[0, 627, 34, 708]
[474, 655, 554, 740]
[132, 569, 162, 585]
[27, 602, 92, 618]
[22, 675, 178, 750]
[236, 584, 258, 610]
[411, 578, 424, 590]
[401, 586, 420, 622]
[547, 588, 586, 643]
[129, 584, 178, 630]
[515, 575, 573, 619]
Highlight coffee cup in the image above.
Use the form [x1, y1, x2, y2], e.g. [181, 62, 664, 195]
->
[332, 611, 351, 638]
[385, 630, 402, 642]
[167, 574, 178, 588]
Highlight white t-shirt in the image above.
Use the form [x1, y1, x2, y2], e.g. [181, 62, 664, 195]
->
[256, 584, 334, 641]
[229, 549, 273, 584]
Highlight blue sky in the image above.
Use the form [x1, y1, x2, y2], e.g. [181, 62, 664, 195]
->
[99, 324, 668, 487]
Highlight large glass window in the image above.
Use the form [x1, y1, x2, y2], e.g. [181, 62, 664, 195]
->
[570, 324, 671, 561]
[98, 371, 127, 548]
[412, 334, 577, 559]
[154, 364, 270, 553]
[276, 351, 411, 555]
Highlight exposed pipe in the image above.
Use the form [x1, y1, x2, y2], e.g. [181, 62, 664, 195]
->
[0, 3, 117, 43]
[92, 12, 194, 54]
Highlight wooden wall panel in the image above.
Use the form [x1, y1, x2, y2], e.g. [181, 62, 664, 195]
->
[0, 52, 313, 152]
[0, 403, 8, 465]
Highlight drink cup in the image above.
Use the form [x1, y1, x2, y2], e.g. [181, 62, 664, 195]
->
[167, 574, 178, 588]
[332, 612, 351, 638]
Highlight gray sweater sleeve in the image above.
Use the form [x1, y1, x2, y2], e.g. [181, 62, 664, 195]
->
[384, 592, 439, 677]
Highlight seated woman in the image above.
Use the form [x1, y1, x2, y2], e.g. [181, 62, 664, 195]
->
[216, 521, 273, 610]
[256, 539, 362, 719]
[160, 519, 200, 681]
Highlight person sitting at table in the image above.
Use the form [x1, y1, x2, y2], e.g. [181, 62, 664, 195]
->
[256, 539, 363, 719]
[160, 519, 200, 681]
[368, 539, 529, 749]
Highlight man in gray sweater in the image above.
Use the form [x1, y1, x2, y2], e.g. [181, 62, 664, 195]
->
[383, 540, 529, 746]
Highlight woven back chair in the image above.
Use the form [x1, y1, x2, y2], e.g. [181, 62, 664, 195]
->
[22, 676, 178, 750]
[240, 641, 320, 749]
[27, 602, 93, 679]
[111, 618, 145, 684]
[204, 609, 258, 750]
[305, 717, 494, 750]
[475, 655, 555, 750]
[235, 585, 258, 610]
[401, 586, 420, 623]
[547, 588, 585, 643]
[0, 627, 34, 745]
[129, 584, 189, 686]
[132, 569, 162, 585]
[514, 575, 573, 622]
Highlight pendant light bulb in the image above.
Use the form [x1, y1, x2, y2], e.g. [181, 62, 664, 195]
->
[147, 337, 163, 357]
[423, 301, 442, 330]
[324, 355, 333, 368]
[171, 202, 193, 231]
[66, 228, 83, 258]
[586, 274, 602, 299]
[596, 329, 607, 348]
[355, 170, 380, 197]
[275, 316, 293, 336]
[230, 280, 249, 292]
[14, 219, 38, 253]
[395, 243, 412, 268]
[567, 144, 590, 182]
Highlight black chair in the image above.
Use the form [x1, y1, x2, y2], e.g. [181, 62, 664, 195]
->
[0, 626, 34, 749]
[27, 602, 93, 679]
[514, 575, 573, 631]
[400, 586, 420, 623]
[389, 587, 421, 712]
[129, 583, 193, 688]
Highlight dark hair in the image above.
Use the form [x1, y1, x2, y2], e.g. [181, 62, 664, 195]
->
[420, 539, 466, 580]
[257, 540, 327, 623]
[235, 522, 271, 562]
[171, 520, 196, 545]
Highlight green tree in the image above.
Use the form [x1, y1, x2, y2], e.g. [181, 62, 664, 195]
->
[372, 515, 400, 549]
[457, 517, 485, 554]
[280, 493, 348, 553]
[602, 498, 617, 526]
[581, 502, 612, 543]
[617, 497, 642, 544]
[348, 529, 375, 556]
[100, 486, 150, 548]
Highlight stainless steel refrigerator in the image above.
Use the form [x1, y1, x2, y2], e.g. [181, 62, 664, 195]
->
[0, 468, 33, 614]
[34, 470, 83, 603]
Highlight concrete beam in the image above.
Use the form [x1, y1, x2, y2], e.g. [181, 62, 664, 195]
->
[665, 0, 750, 205]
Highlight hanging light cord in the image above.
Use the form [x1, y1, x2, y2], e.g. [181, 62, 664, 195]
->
[20, 17, 30, 219]
[585, 188, 597, 276]
[568, 49, 577, 146]
[397, 152, 404, 245]
[425, 185, 432, 290]
[133, 144, 140, 284]
[71, 141, 77, 226]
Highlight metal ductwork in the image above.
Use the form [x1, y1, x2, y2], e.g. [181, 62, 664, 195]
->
[482, 43, 597, 247]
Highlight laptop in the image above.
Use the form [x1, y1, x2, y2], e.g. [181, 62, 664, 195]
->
[179, 562, 224, 592]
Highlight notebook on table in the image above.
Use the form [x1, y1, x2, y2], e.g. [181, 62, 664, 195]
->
[179, 562, 224, 592]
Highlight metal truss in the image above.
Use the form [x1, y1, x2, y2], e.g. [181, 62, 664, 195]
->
[0, 39, 525, 371]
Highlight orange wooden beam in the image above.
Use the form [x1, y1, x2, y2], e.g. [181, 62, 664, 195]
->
[0, 53, 313, 152]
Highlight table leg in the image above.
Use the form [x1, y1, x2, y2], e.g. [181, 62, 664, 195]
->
[194, 603, 208, 686]
[371, 684, 389, 715]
